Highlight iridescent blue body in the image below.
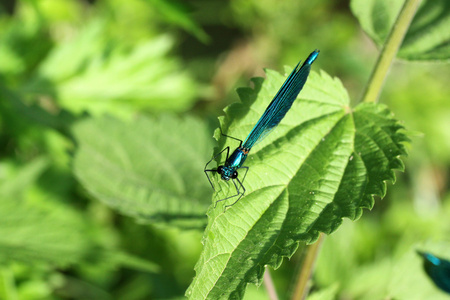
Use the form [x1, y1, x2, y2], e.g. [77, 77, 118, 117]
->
[218, 147, 249, 181]
[205, 50, 319, 208]
[418, 251, 450, 294]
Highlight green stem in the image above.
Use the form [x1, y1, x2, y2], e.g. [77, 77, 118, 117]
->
[290, 234, 325, 300]
[1, 267, 18, 300]
[361, 0, 422, 103]
[264, 267, 279, 300]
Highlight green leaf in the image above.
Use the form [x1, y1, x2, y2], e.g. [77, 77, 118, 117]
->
[73, 114, 212, 228]
[36, 20, 106, 83]
[0, 87, 75, 133]
[307, 284, 339, 300]
[343, 242, 450, 299]
[0, 158, 91, 267]
[186, 66, 407, 299]
[0, 157, 49, 198]
[0, 3, 53, 77]
[0, 199, 91, 267]
[386, 243, 450, 299]
[29, 21, 199, 117]
[149, 0, 210, 43]
[0, 43, 25, 74]
[95, 250, 160, 274]
[350, 0, 450, 61]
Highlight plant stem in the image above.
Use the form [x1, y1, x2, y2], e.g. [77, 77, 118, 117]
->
[291, 233, 325, 300]
[361, 0, 422, 103]
[1, 267, 18, 300]
[264, 267, 279, 300]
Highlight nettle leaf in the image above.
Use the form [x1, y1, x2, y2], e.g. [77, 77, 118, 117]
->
[0, 158, 91, 266]
[30, 21, 199, 117]
[187, 67, 408, 299]
[73, 114, 212, 228]
[0, 199, 91, 267]
[351, 0, 450, 61]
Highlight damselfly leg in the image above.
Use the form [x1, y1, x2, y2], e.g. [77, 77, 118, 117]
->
[204, 146, 229, 191]
[204, 130, 243, 189]
[220, 167, 248, 210]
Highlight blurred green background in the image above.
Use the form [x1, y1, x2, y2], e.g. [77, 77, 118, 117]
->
[0, 0, 449, 299]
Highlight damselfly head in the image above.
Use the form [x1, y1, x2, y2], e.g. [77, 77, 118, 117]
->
[217, 166, 228, 181]
[217, 166, 238, 181]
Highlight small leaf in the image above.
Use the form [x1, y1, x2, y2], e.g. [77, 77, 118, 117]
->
[307, 284, 339, 300]
[387, 243, 450, 299]
[0, 199, 91, 267]
[149, 0, 209, 43]
[0, 158, 91, 266]
[0, 157, 49, 198]
[29, 21, 199, 117]
[350, 0, 450, 61]
[37, 20, 106, 82]
[99, 250, 161, 274]
[73, 114, 212, 228]
[187, 66, 407, 299]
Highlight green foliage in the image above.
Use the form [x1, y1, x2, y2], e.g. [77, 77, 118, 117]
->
[0, 198, 89, 266]
[383, 64, 450, 164]
[315, 201, 450, 299]
[0, 4, 53, 76]
[307, 284, 339, 300]
[0, 0, 448, 299]
[187, 67, 407, 299]
[29, 22, 199, 117]
[351, 0, 450, 61]
[73, 114, 212, 228]
[149, 0, 209, 43]
[0, 157, 90, 266]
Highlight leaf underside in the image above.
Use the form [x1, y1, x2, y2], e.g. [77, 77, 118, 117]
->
[187, 67, 408, 299]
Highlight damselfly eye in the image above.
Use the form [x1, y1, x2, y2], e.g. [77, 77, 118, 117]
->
[232, 171, 238, 179]
[217, 166, 223, 174]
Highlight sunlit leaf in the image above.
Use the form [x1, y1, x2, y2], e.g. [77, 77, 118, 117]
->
[28, 21, 199, 118]
[187, 66, 407, 299]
